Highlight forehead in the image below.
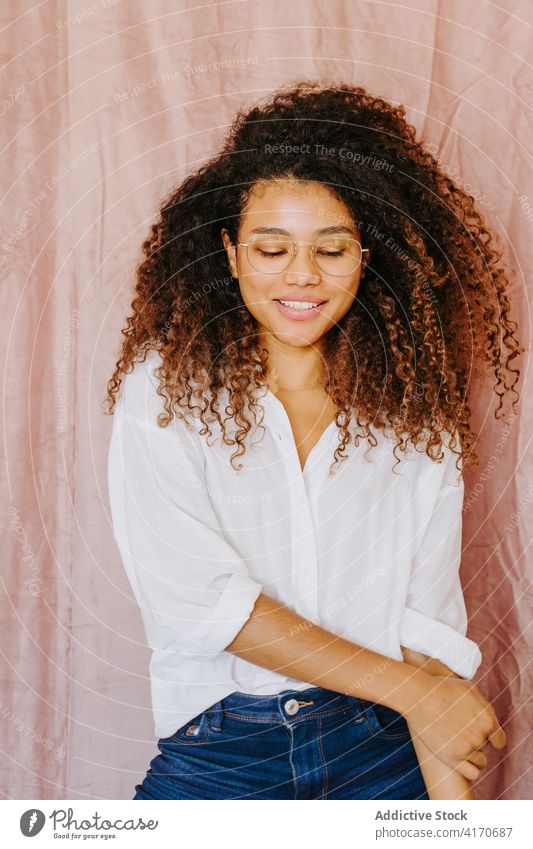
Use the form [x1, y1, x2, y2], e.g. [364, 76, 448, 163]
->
[240, 179, 358, 233]
[245, 178, 340, 205]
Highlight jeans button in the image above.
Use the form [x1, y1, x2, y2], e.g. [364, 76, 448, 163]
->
[284, 698, 300, 716]
[185, 723, 200, 735]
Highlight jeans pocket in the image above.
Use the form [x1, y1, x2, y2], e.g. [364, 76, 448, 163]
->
[168, 710, 212, 745]
[363, 702, 411, 739]
[347, 698, 367, 724]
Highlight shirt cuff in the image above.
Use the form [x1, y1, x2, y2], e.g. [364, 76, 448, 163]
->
[178, 572, 263, 657]
[399, 606, 483, 679]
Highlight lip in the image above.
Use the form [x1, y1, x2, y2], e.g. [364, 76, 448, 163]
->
[274, 296, 327, 304]
[273, 298, 327, 321]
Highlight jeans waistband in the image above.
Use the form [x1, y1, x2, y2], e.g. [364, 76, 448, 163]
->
[208, 686, 370, 730]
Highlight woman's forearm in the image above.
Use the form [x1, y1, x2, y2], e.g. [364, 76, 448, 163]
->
[226, 592, 431, 715]
[400, 647, 475, 800]
[409, 734, 474, 799]
[226, 593, 499, 782]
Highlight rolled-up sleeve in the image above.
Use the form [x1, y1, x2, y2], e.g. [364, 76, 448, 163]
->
[399, 435, 482, 679]
[107, 403, 263, 659]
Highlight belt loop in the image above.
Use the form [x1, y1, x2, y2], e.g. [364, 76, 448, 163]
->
[209, 698, 224, 731]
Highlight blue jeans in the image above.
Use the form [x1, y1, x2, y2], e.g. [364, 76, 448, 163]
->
[133, 686, 429, 800]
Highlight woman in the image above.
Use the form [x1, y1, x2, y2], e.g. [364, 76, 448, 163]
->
[105, 80, 521, 800]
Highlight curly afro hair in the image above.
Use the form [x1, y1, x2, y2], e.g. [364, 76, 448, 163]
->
[105, 78, 523, 474]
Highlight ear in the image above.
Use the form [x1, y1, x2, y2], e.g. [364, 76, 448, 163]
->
[221, 228, 238, 279]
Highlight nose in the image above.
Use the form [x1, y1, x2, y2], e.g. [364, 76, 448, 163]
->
[283, 243, 321, 285]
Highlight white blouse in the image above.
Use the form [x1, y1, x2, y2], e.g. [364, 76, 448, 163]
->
[107, 350, 482, 739]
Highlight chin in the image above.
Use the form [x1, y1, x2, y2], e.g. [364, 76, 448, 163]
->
[271, 328, 326, 347]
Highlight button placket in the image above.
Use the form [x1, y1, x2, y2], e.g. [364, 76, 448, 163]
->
[266, 391, 322, 623]
[290, 479, 321, 623]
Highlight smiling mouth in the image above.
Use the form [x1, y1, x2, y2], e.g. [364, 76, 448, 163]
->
[274, 299, 326, 311]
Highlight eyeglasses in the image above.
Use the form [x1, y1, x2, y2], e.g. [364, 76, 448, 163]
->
[234, 234, 369, 276]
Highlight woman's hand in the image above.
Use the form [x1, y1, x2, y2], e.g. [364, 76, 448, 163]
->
[403, 673, 507, 781]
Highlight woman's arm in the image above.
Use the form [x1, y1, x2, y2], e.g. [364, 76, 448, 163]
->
[400, 646, 480, 799]
[226, 592, 505, 780]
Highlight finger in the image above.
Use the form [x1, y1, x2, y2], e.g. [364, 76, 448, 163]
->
[488, 724, 507, 749]
[468, 750, 488, 769]
[456, 760, 481, 782]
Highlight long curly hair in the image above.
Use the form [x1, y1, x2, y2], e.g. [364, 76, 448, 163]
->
[105, 79, 523, 474]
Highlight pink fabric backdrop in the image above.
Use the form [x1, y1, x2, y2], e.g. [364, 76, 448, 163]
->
[1, 0, 531, 800]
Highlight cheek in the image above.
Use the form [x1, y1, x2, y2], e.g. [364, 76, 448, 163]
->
[327, 283, 359, 313]
[237, 272, 271, 304]
[237, 281, 274, 324]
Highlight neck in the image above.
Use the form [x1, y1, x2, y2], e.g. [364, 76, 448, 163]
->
[260, 332, 326, 392]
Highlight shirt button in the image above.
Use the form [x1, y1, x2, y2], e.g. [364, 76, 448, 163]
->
[185, 723, 200, 735]
[284, 698, 300, 716]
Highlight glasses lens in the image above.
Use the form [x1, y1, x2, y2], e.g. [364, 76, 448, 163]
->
[247, 236, 293, 272]
[244, 235, 363, 275]
[314, 237, 362, 276]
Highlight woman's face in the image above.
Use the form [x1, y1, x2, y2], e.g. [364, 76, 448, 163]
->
[221, 180, 368, 350]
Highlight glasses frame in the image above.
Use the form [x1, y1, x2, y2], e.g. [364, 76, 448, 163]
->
[234, 234, 370, 276]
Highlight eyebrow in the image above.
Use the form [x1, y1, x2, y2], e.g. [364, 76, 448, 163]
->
[247, 225, 357, 236]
